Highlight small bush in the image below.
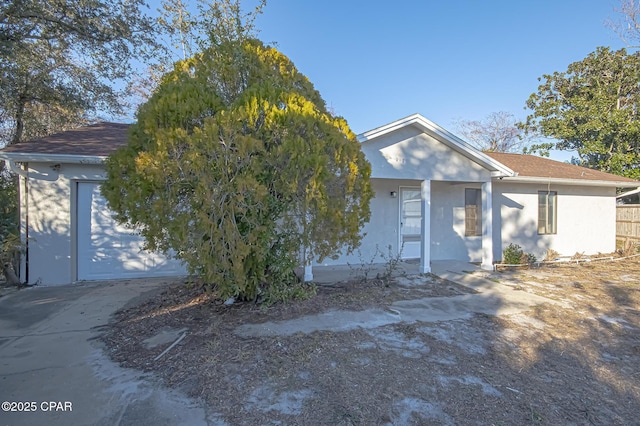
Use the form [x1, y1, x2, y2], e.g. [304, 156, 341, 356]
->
[503, 243, 536, 265]
[617, 241, 640, 257]
[520, 252, 537, 265]
[347, 246, 380, 282]
[503, 244, 524, 265]
[379, 244, 404, 284]
[571, 252, 585, 261]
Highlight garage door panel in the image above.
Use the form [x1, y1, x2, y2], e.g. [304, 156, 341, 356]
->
[77, 182, 185, 280]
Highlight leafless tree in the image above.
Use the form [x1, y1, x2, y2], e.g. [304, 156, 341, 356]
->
[606, 0, 640, 48]
[453, 111, 530, 153]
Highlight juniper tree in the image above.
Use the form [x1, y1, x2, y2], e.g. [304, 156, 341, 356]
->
[102, 38, 372, 300]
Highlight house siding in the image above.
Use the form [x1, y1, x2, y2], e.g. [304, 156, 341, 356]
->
[314, 178, 417, 267]
[314, 179, 488, 267]
[430, 182, 483, 262]
[20, 162, 106, 285]
[493, 182, 617, 261]
[361, 127, 492, 182]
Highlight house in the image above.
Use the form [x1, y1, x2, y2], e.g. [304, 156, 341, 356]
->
[307, 114, 639, 278]
[1, 115, 638, 285]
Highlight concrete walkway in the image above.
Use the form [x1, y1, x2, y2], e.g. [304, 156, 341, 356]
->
[0, 278, 216, 426]
[0, 261, 559, 425]
[237, 260, 560, 337]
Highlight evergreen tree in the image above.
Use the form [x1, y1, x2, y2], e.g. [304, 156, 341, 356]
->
[524, 47, 640, 179]
[102, 38, 372, 300]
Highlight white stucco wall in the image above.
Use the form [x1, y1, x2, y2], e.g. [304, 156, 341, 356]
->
[430, 182, 483, 262]
[493, 182, 617, 261]
[314, 178, 417, 267]
[320, 179, 618, 268]
[311, 124, 495, 267]
[20, 162, 106, 285]
[315, 179, 489, 266]
[361, 127, 492, 182]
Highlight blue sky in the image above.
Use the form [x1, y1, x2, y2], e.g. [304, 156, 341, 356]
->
[254, 0, 626, 131]
[246, 0, 628, 159]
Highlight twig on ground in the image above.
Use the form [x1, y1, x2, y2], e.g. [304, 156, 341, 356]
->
[154, 332, 187, 361]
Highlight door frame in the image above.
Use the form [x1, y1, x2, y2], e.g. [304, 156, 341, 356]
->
[398, 186, 422, 259]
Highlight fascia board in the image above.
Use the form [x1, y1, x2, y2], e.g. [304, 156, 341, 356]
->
[499, 176, 640, 188]
[0, 152, 107, 164]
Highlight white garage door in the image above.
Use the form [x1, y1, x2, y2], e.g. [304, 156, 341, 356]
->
[76, 182, 186, 281]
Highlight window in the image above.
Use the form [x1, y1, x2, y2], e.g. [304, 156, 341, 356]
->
[465, 188, 482, 236]
[538, 191, 557, 234]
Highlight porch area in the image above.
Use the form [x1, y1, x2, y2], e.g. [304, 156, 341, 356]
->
[305, 178, 497, 282]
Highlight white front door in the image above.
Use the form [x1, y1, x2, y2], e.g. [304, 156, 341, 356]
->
[400, 188, 421, 259]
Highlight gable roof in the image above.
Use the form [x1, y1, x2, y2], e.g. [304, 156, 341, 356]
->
[357, 113, 516, 178]
[486, 152, 639, 187]
[0, 122, 129, 158]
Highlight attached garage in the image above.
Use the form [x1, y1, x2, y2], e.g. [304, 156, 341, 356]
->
[0, 123, 186, 285]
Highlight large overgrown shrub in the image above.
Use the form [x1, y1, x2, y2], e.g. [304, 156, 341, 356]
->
[102, 38, 372, 300]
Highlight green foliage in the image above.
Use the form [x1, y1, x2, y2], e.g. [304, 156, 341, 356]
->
[502, 244, 524, 265]
[103, 38, 373, 301]
[0, 0, 161, 145]
[502, 243, 536, 266]
[0, 167, 17, 237]
[520, 252, 537, 265]
[0, 166, 20, 284]
[524, 47, 640, 179]
[261, 280, 317, 307]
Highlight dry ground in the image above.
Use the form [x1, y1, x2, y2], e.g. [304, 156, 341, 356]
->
[102, 258, 640, 425]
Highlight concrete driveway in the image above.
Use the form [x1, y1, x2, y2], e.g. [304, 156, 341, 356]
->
[0, 262, 559, 425]
[0, 278, 213, 426]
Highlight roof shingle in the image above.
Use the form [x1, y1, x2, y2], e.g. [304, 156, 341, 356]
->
[0, 122, 130, 156]
[485, 152, 638, 184]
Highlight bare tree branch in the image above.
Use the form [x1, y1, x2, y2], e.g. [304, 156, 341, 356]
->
[606, 0, 640, 48]
[453, 111, 531, 153]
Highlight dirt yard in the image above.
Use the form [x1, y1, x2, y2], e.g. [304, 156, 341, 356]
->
[101, 258, 640, 425]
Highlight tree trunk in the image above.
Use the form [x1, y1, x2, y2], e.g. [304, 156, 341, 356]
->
[1, 262, 20, 286]
[10, 98, 26, 146]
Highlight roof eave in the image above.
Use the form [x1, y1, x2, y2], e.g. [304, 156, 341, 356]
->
[0, 152, 107, 164]
[499, 176, 639, 188]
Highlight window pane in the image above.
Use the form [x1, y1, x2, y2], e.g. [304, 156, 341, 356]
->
[548, 192, 557, 234]
[538, 191, 557, 234]
[465, 188, 481, 236]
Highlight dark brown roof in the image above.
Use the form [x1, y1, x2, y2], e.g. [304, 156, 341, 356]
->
[0, 122, 130, 156]
[485, 152, 638, 184]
